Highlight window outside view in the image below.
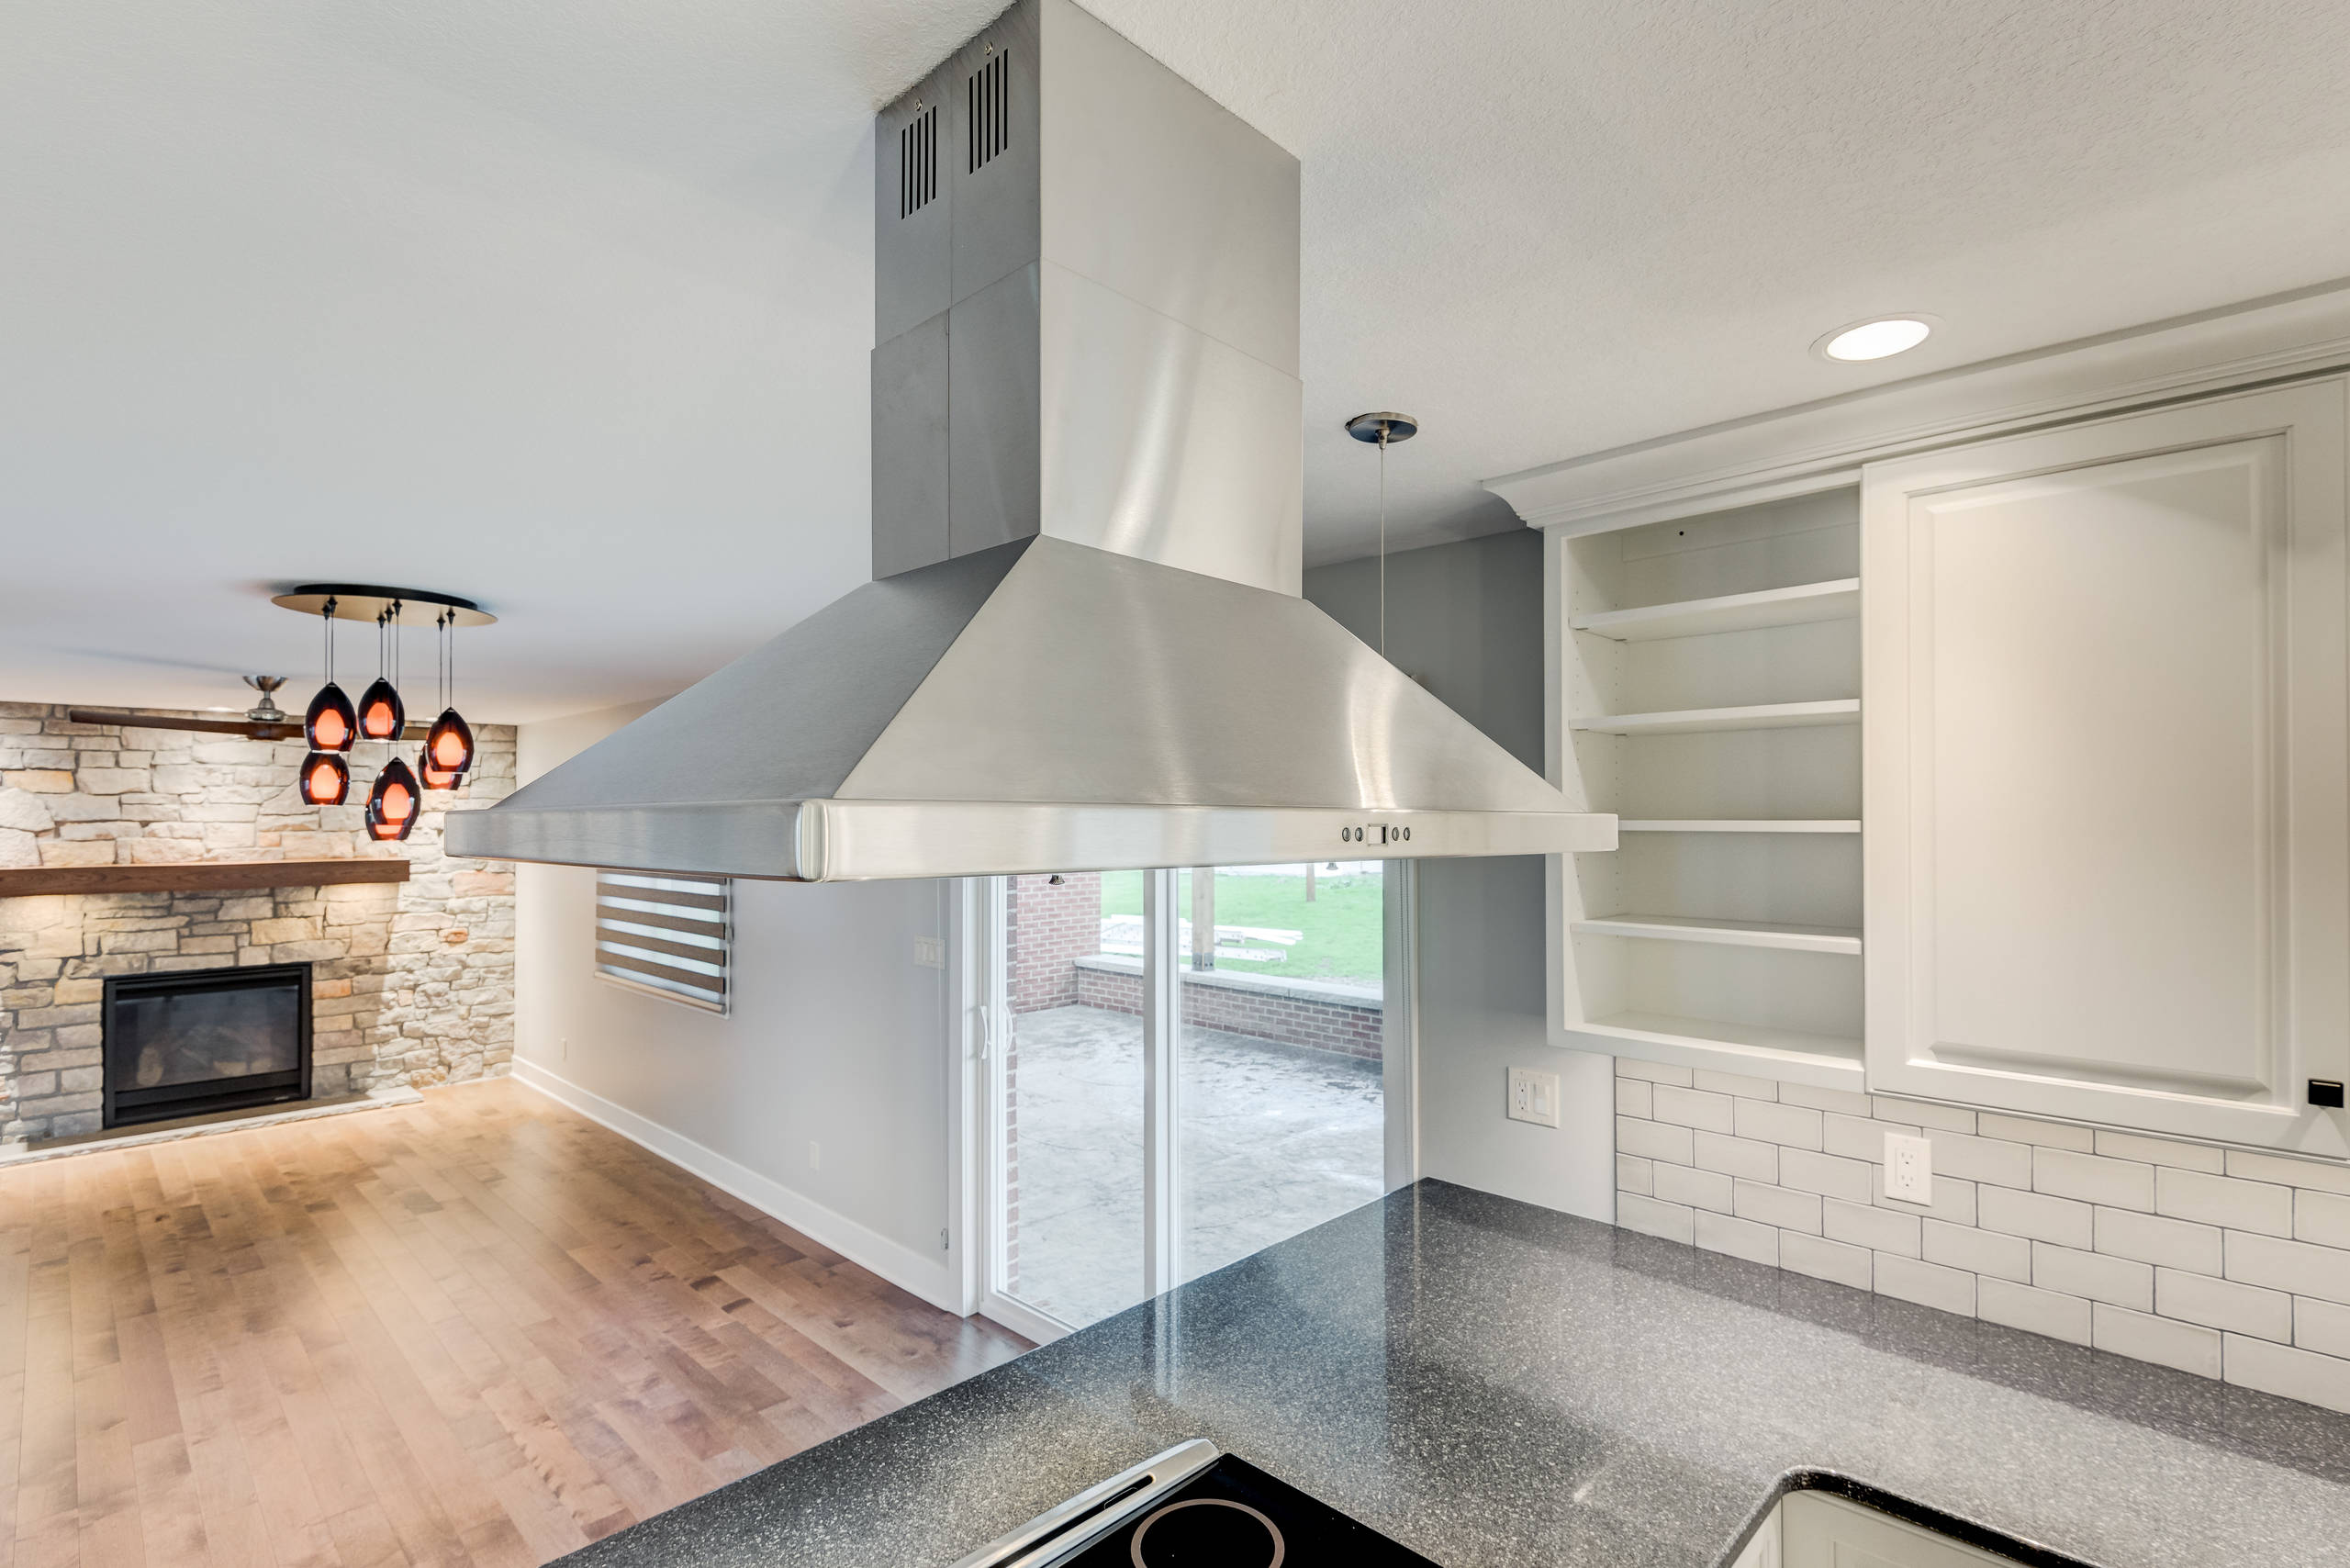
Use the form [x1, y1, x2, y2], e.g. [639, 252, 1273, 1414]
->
[1001, 864, 1388, 1328]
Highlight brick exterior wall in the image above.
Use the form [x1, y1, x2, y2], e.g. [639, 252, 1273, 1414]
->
[1075, 960, 1384, 1062]
[1009, 871, 1102, 1013]
[0, 702, 517, 1143]
[1615, 1058, 2350, 1417]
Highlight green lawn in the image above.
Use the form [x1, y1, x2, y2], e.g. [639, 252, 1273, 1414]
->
[1098, 868, 1384, 987]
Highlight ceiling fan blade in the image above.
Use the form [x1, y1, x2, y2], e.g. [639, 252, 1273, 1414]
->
[66, 709, 303, 740]
[65, 709, 431, 743]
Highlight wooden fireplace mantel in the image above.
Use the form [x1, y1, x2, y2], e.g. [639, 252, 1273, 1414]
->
[0, 858, 410, 898]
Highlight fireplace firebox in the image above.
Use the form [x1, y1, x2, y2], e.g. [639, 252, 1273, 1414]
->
[102, 963, 312, 1127]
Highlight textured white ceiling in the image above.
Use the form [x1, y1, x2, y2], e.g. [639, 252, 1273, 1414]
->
[6, 0, 2350, 718]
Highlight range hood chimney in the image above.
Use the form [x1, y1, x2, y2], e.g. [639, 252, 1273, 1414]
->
[448, 0, 1615, 881]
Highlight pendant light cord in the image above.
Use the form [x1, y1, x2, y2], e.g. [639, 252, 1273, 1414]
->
[1377, 425, 1389, 659]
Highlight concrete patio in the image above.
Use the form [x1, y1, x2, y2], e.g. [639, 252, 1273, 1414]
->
[1007, 1003, 1385, 1327]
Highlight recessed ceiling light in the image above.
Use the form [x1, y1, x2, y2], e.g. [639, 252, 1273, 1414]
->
[1813, 315, 1939, 363]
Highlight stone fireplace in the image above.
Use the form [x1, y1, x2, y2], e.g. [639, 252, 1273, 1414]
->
[103, 961, 312, 1126]
[1, 701, 519, 1144]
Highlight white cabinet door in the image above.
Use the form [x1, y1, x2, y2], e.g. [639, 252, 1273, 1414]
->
[1863, 379, 2350, 1156]
[1779, 1493, 2022, 1567]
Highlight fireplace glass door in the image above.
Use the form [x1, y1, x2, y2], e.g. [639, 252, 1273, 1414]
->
[103, 963, 312, 1127]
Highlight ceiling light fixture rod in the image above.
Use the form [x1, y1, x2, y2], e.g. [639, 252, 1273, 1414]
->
[1344, 411, 1420, 660]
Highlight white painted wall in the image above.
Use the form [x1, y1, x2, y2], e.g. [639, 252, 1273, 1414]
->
[1307, 532, 1616, 1222]
[513, 700, 959, 1308]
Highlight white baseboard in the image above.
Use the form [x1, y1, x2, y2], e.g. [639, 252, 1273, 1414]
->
[509, 1057, 962, 1315]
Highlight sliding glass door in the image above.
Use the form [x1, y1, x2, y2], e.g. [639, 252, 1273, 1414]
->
[981, 863, 1401, 1336]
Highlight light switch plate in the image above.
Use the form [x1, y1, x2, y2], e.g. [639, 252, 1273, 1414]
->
[912, 935, 945, 969]
[1884, 1131, 1933, 1204]
[1507, 1067, 1562, 1128]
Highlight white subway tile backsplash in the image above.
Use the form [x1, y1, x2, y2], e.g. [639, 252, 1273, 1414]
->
[1877, 1097, 1977, 1134]
[1919, 1129, 2032, 1189]
[1695, 1209, 1780, 1268]
[1616, 1154, 1654, 1197]
[1823, 1197, 1920, 1257]
[2032, 1241, 2153, 1311]
[1653, 1084, 1736, 1134]
[1978, 1277, 2090, 1345]
[1654, 1161, 1734, 1214]
[1781, 1231, 1873, 1290]
[1695, 1069, 1778, 1102]
[2154, 1168, 2293, 1237]
[1618, 1115, 1694, 1165]
[1693, 1131, 1778, 1183]
[2224, 1334, 2350, 1416]
[1876, 1173, 1978, 1229]
[1733, 1098, 1822, 1150]
[1775, 1081, 1872, 1117]
[1610, 1059, 2350, 1416]
[1777, 1148, 1874, 1204]
[2299, 1295, 2350, 1360]
[2156, 1268, 2292, 1341]
[2226, 1148, 2350, 1197]
[1977, 1113, 2097, 1152]
[1734, 1180, 1822, 1235]
[2298, 1189, 2350, 1250]
[2224, 1230, 2350, 1306]
[2094, 1129, 2225, 1174]
[2092, 1304, 2221, 1379]
[1978, 1186, 2093, 1249]
[1874, 1253, 1975, 1316]
[1618, 1193, 1695, 1245]
[1822, 1112, 1918, 1163]
[1922, 1218, 2029, 1282]
[2092, 1207, 2222, 1275]
[2033, 1148, 2154, 1211]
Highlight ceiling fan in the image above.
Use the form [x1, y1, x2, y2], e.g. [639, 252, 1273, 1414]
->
[70, 677, 431, 742]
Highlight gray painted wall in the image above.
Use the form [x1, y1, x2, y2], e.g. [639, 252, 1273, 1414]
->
[1306, 530, 1615, 1222]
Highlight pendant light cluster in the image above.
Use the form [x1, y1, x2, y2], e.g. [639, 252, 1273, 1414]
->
[278, 585, 493, 840]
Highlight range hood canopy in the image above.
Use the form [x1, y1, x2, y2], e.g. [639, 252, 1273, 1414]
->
[448, 0, 1614, 882]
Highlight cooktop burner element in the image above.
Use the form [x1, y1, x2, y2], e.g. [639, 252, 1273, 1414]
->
[1127, 1496, 1283, 1567]
[947, 1442, 1438, 1568]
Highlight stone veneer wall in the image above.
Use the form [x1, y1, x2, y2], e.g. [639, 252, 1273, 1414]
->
[0, 702, 516, 1142]
[1613, 1058, 2350, 1416]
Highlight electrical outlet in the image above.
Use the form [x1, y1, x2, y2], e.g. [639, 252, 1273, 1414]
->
[1884, 1131, 1932, 1204]
[1507, 1067, 1562, 1128]
[913, 935, 945, 969]
[809, 1140, 822, 1171]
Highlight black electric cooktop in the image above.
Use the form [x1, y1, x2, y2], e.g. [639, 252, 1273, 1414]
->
[1054, 1453, 1438, 1567]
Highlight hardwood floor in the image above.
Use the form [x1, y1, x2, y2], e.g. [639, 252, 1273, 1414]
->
[0, 1078, 1031, 1568]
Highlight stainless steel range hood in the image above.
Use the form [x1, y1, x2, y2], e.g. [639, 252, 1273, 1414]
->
[448, 0, 1614, 882]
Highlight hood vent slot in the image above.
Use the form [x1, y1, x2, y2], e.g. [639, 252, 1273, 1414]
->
[968, 50, 1008, 172]
[899, 104, 937, 218]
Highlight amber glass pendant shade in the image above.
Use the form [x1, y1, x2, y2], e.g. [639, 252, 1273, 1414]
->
[424, 708, 475, 776]
[298, 751, 350, 806]
[418, 745, 462, 791]
[304, 683, 356, 752]
[357, 678, 405, 742]
[364, 757, 420, 841]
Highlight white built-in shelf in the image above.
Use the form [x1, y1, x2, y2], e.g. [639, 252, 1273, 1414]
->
[1572, 699, 1860, 736]
[1572, 577, 1862, 643]
[1572, 1011, 1866, 1088]
[1617, 819, 1862, 834]
[1572, 914, 1861, 956]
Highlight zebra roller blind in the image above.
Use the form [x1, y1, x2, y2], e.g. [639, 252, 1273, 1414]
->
[594, 872, 730, 1014]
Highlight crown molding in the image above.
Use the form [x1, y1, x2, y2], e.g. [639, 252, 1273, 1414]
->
[1484, 280, 2350, 536]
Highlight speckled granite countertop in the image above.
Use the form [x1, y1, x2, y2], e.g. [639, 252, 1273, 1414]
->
[557, 1181, 2350, 1567]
